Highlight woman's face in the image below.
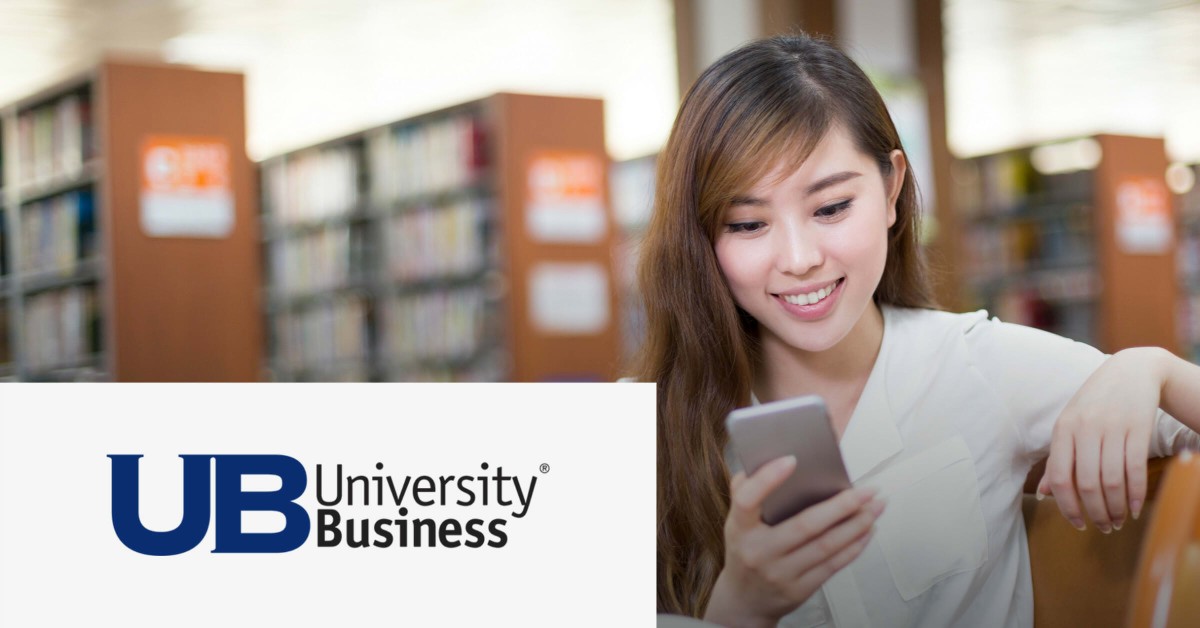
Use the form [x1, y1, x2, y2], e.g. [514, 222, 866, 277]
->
[714, 125, 904, 353]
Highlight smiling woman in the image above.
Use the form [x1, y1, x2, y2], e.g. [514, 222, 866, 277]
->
[637, 33, 1200, 628]
[715, 126, 901, 358]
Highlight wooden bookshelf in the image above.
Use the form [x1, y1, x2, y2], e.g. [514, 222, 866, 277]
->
[0, 59, 263, 381]
[261, 93, 622, 382]
[1175, 163, 1200, 363]
[955, 135, 1178, 354]
[610, 153, 656, 367]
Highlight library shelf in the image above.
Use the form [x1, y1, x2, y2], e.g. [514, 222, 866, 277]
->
[17, 160, 100, 204]
[1176, 164, 1200, 362]
[261, 93, 621, 382]
[955, 135, 1178, 353]
[19, 257, 102, 294]
[0, 59, 263, 381]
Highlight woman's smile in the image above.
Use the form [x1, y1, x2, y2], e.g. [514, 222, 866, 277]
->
[774, 277, 845, 320]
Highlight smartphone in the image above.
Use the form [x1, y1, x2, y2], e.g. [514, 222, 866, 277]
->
[726, 395, 852, 525]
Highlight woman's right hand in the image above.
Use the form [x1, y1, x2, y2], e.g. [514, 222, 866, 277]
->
[702, 455, 886, 628]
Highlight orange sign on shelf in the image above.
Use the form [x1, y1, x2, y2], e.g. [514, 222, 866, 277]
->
[525, 151, 607, 244]
[139, 136, 235, 238]
[1115, 175, 1172, 255]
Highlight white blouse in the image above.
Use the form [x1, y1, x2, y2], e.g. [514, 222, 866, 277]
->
[764, 306, 1198, 628]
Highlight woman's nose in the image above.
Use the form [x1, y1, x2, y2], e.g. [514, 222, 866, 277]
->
[774, 223, 823, 276]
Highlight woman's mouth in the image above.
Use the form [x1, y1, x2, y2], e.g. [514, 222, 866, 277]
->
[773, 278, 844, 319]
[777, 278, 843, 306]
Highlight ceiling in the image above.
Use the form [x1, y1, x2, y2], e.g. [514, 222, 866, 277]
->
[0, 0, 1198, 161]
[944, 0, 1200, 160]
[0, 0, 679, 161]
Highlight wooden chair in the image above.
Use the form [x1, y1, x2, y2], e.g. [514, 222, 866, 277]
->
[1022, 456, 1174, 628]
[1126, 451, 1200, 628]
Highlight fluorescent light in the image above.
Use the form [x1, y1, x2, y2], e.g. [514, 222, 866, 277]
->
[1030, 138, 1102, 175]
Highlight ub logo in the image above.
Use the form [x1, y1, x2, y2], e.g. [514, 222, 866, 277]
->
[108, 455, 310, 556]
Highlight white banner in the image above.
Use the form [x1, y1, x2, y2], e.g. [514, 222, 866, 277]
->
[0, 383, 656, 627]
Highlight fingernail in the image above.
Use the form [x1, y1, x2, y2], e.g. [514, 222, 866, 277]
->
[1099, 525, 1112, 535]
[1131, 500, 1142, 520]
[1113, 519, 1124, 531]
[1070, 518, 1086, 531]
[869, 498, 887, 515]
[1035, 492, 1045, 501]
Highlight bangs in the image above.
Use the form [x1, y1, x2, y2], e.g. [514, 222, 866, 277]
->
[701, 100, 835, 236]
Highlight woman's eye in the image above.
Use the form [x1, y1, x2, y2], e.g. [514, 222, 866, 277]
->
[725, 221, 765, 234]
[815, 200, 852, 218]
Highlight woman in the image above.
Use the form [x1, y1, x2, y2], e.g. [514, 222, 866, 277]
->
[639, 34, 1200, 627]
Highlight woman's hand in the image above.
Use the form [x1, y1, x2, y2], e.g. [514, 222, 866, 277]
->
[703, 456, 885, 628]
[1037, 347, 1169, 532]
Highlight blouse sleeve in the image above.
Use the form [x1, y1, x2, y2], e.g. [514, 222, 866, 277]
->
[1150, 410, 1200, 457]
[961, 313, 1106, 462]
[962, 312, 1199, 461]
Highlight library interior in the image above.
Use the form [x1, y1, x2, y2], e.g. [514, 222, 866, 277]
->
[0, 0, 1198, 385]
[4, 2, 1200, 626]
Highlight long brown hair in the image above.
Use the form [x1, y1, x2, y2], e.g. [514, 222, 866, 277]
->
[637, 34, 937, 616]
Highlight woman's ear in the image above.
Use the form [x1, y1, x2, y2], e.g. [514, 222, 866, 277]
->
[886, 149, 906, 229]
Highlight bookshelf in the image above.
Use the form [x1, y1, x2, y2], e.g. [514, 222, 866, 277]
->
[1175, 163, 1200, 363]
[0, 60, 263, 381]
[609, 153, 656, 366]
[262, 93, 622, 382]
[1, 105, 9, 379]
[954, 135, 1178, 354]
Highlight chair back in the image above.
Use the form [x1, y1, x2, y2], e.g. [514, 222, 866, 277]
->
[1127, 451, 1200, 628]
[1023, 456, 1172, 628]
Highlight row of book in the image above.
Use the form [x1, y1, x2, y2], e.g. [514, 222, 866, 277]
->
[0, 212, 7, 276]
[270, 227, 369, 296]
[383, 348, 508, 383]
[954, 150, 1105, 348]
[1179, 164, 1200, 362]
[270, 286, 505, 381]
[384, 198, 491, 282]
[610, 154, 654, 373]
[367, 112, 488, 205]
[379, 286, 489, 365]
[953, 154, 1093, 217]
[968, 254, 1098, 306]
[17, 190, 96, 275]
[1180, 231, 1200, 283]
[273, 296, 369, 374]
[262, 145, 361, 226]
[17, 92, 93, 189]
[990, 287, 1097, 347]
[961, 214, 1095, 280]
[1180, 295, 1200, 363]
[23, 285, 98, 372]
[0, 303, 9, 365]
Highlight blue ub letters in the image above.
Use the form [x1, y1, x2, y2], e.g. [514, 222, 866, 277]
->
[109, 454, 311, 556]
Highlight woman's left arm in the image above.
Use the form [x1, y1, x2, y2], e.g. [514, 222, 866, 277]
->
[1038, 347, 1200, 533]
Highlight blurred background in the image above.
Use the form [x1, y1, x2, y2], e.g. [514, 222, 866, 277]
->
[0, 0, 1197, 382]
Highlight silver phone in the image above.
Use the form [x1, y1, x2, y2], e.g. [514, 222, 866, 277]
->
[726, 395, 852, 525]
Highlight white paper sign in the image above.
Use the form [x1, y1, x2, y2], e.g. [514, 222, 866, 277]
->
[529, 262, 610, 334]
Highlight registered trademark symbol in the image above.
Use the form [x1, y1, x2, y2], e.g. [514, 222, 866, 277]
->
[539, 463, 550, 474]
